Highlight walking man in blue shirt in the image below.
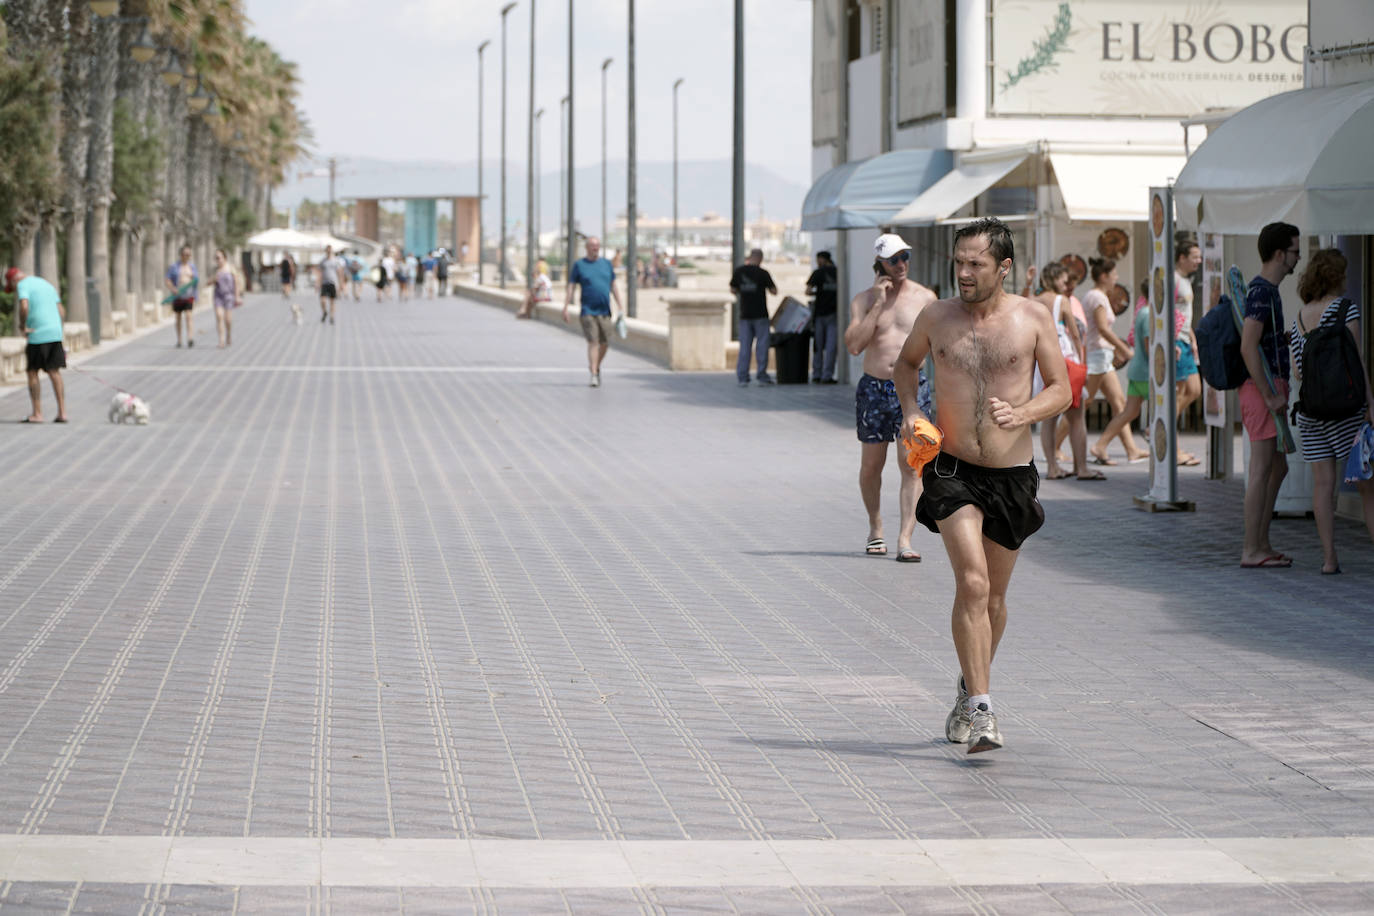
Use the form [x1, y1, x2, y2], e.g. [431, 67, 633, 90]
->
[563, 237, 624, 388]
[6, 267, 69, 423]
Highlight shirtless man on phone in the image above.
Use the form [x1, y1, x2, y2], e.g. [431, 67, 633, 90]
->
[844, 233, 937, 563]
[892, 218, 1071, 753]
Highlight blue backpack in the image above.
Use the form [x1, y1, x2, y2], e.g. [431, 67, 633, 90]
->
[1195, 296, 1249, 390]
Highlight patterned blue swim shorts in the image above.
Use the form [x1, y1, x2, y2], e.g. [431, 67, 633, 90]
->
[855, 372, 931, 443]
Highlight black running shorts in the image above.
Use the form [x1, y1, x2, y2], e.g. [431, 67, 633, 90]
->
[916, 452, 1044, 551]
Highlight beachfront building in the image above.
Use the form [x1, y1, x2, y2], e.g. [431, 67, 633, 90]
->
[806, 0, 1307, 382]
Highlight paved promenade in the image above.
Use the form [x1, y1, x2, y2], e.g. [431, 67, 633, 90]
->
[1, 291, 1371, 913]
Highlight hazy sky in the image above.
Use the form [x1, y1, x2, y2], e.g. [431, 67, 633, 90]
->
[242, 0, 814, 187]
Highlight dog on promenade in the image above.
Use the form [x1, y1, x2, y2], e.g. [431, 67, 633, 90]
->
[290, 301, 303, 325]
[108, 390, 150, 425]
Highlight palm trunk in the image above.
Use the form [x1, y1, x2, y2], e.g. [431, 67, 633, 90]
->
[38, 219, 59, 288]
[112, 228, 130, 325]
[15, 233, 37, 276]
[143, 215, 163, 318]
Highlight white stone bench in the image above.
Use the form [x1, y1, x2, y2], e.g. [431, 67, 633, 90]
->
[63, 322, 90, 353]
[0, 337, 25, 383]
[110, 309, 130, 338]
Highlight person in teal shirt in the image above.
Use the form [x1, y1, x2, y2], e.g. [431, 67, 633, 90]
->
[5, 267, 68, 423]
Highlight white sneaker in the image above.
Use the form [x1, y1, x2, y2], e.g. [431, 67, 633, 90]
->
[589, 373, 601, 388]
[966, 704, 1003, 754]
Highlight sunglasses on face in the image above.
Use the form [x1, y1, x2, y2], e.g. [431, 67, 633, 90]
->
[884, 250, 910, 266]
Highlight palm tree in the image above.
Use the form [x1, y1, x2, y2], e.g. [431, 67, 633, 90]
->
[1, 0, 65, 284]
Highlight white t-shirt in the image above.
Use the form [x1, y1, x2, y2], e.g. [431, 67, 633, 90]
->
[1081, 288, 1113, 354]
[533, 273, 552, 301]
[381, 256, 395, 279]
[1174, 271, 1195, 335]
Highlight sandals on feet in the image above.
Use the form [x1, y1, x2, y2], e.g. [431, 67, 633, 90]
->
[865, 537, 887, 556]
[895, 547, 921, 563]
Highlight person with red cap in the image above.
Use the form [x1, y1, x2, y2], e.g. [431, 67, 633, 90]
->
[5, 267, 68, 423]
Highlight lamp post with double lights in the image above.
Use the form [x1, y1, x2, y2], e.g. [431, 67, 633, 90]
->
[477, 39, 490, 283]
[525, 0, 536, 298]
[565, 0, 575, 271]
[499, 1, 516, 289]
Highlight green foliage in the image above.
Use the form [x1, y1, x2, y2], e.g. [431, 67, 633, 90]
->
[111, 100, 163, 228]
[0, 290, 13, 337]
[217, 174, 256, 251]
[677, 258, 697, 269]
[1001, 3, 1072, 92]
[0, 33, 59, 249]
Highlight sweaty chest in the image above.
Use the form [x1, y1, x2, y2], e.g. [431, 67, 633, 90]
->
[937, 327, 1024, 377]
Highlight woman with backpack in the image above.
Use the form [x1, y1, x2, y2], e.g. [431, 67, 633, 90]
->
[1289, 248, 1374, 574]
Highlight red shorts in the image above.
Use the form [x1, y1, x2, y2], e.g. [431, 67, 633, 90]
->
[1239, 377, 1289, 441]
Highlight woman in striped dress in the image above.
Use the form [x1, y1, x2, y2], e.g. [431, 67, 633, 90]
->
[1289, 248, 1374, 574]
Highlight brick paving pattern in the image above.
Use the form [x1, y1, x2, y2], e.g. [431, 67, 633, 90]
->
[0, 291, 1371, 913]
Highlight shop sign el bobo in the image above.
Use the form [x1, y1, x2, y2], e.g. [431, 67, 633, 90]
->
[990, 0, 1307, 118]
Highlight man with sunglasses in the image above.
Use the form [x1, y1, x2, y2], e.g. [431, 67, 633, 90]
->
[844, 233, 936, 563]
[1239, 222, 1301, 569]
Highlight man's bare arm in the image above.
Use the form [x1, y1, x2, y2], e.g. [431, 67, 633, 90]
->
[1240, 316, 1284, 410]
[18, 300, 29, 334]
[843, 288, 882, 355]
[892, 311, 932, 422]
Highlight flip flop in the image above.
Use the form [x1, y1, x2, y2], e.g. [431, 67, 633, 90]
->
[1089, 454, 1117, 466]
[52, 417, 68, 424]
[1127, 455, 1150, 464]
[895, 548, 921, 563]
[1046, 470, 1070, 480]
[865, 537, 887, 556]
[1241, 555, 1292, 568]
[1321, 566, 1342, 575]
[18, 417, 42, 424]
[1075, 471, 1107, 480]
[1179, 456, 1201, 467]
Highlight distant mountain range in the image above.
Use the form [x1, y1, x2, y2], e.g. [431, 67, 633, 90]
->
[273, 156, 810, 231]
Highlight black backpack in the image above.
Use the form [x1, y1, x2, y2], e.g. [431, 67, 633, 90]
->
[1294, 298, 1365, 421]
[1195, 297, 1249, 390]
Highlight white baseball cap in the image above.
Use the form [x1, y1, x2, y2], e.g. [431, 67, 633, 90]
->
[874, 233, 911, 259]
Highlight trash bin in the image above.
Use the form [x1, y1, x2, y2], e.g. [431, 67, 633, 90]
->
[771, 330, 812, 384]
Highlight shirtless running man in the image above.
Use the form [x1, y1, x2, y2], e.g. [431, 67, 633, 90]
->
[892, 218, 1071, 753]
[844, 233, 937, 563]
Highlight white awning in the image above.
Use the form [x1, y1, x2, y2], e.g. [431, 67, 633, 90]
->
[1050, 151, 1187, 223]
[801, 149, 952, 231]
[1174, 79, 1374, 234]
[889, 148, 1030, 226]
[245, 227, 354, 252]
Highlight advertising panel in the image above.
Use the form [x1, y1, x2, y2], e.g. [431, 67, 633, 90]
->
[897, 0, 946, 124]
[813, 0, 843, 145]
[990, 0, 1306, 117]
[1145, 187, 1179, 504]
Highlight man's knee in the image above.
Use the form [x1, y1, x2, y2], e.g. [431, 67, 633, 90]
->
[954, 568, 990, 606]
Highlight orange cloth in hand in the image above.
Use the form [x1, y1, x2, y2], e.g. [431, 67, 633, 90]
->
[902, 418, 943, 475]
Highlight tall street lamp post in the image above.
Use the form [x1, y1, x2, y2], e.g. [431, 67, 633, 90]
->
[626, 1, 636, 319]
[525, 0, 536, 298]
[566, 0, 575, 271]
[559, 96, 568, 265]
[731, 0, 744, 332]
[534, 107, 544, 259]
[477, 40, 490, 283]
[673, 77, 683, 266]
[600, 57, 612, 242]
[500, 1, 517, 290]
